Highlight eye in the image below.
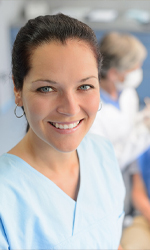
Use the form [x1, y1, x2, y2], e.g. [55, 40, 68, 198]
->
[79, 85, 93, 90]
[37, 86, 54, 93]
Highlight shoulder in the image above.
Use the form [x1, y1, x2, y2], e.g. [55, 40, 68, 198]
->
[79, 133, 121, 182]
[0, 154, 24, 196]
[79, 134, 125, 211]
[80, 133, 116, 158]
[0, 154, 16, 207]
[0, 154, 12, 174]
[81, 132, 110, 146]
[0, 153, 18, 176]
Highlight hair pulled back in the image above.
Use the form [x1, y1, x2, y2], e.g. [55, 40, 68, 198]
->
[12, 13, 101, 90]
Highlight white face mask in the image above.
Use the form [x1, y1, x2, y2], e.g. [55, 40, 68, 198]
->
[115, 68, 143, 91]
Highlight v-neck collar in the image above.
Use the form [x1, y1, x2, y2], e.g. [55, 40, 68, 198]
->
[4, 144, 84, 236]
[5, 150, 82, 205]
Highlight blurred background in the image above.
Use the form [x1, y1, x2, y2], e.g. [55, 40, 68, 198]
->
[1, 0, 150, 155]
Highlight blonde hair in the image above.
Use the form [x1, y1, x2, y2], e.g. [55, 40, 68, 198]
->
[100, 32, 147, 78]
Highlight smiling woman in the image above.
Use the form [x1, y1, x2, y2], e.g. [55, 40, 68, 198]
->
[16, 40, 100, 153]
[0, 14, 125, 249]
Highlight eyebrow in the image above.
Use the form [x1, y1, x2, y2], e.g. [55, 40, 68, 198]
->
[32, 76, 97, 84]
[79, 76, 97, 83]
[32, 79, 58, 84]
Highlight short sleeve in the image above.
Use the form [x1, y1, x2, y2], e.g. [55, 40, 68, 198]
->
[0, 217, 9, 249]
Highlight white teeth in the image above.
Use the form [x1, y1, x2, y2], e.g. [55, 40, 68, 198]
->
[51, 121, 80, 129]
[68, 124, 74, 129]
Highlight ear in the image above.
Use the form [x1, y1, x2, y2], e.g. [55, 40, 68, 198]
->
[12, 76, 23, 107]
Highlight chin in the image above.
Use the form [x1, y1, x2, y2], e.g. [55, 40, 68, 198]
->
[51, 137, 84, 153]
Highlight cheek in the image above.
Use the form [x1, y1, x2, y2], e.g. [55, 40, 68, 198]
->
[23, 96, 49, 122]
[84, 92, 100, 115]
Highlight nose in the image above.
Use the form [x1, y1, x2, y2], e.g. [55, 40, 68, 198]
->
[57, 93, 80, 116]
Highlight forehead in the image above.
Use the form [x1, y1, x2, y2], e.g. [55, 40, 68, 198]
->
[30, 39, 96, 62]
[28, 39, 98, 80]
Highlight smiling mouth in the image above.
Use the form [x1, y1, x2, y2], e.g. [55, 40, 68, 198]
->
[49, 120, 82, 130]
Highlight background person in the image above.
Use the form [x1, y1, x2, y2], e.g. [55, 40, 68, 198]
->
[0, 14, 125, 249]
[89, 31, 150, 249]
[90, 32, 150, 171]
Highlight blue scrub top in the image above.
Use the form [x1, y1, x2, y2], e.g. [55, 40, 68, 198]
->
[0, 134, 125, 249]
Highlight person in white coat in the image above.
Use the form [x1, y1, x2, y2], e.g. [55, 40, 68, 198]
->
[89, 32, 150, 249]
[90, 32, 150, 171]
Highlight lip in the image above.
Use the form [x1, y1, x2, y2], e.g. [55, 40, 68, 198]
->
[48, 119, 83, 134]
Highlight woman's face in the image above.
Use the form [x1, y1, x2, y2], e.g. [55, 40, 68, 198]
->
[15, 39, 100, 153]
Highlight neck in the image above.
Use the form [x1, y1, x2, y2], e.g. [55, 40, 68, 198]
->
[12, 130, 79, 175]
[100, 78, 118, 100]
[9, 129, 80, 201]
